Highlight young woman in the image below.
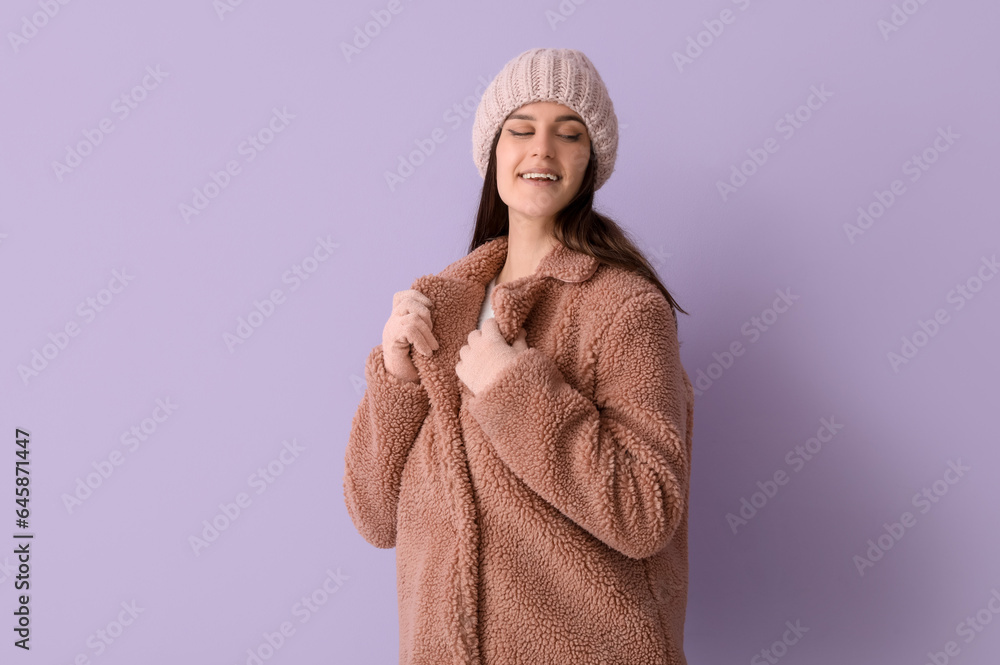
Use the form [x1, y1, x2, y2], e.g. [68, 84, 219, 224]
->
[344, 48, 695, 665]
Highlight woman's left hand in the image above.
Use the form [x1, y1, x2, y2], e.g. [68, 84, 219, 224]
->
[455, 318, 528, 396]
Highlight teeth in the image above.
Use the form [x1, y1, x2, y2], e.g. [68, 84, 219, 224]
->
[521, 173, 559, 180]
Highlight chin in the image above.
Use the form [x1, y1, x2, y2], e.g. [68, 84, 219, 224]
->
[499, 187, 567, 219]
[514, 205, 561, 221]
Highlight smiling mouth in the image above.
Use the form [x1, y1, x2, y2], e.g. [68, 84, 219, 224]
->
[519, 172, 561, 182]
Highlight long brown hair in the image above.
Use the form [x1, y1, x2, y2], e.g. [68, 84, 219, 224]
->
[468, 128, 689, 320]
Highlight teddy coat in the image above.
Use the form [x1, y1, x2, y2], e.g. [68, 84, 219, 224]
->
[343, 235, 695, 665]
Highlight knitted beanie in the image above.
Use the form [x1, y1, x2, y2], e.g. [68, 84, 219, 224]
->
[472, 48, 619, 191]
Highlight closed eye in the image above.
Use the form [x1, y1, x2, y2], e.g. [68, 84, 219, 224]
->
[508, 130, 581, 141]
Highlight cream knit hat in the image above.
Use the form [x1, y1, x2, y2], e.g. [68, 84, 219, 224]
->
[472, 48, 619, 191]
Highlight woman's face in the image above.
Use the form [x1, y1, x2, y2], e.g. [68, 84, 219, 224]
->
[495, 101, 592, 228]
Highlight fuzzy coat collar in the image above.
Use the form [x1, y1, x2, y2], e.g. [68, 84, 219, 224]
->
[407, 234, 599, 402]
[412, 235, 598, 340]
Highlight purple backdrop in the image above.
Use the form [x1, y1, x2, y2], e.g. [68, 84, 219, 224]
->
[2, 1, 998, 663]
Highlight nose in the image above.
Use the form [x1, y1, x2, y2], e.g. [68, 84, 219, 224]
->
[529, 128, 556, 159]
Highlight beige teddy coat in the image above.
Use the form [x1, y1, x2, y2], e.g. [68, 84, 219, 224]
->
[343, 234, 695, 665]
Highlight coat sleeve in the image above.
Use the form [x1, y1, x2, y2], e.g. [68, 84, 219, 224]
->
[343, 343, 431, 549]
[466, 291, 693, 560]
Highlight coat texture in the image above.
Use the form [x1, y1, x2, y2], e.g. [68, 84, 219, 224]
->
[344, 235, 695, 665]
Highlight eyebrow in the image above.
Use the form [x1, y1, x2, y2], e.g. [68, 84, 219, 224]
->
[506, 113, 586, 124]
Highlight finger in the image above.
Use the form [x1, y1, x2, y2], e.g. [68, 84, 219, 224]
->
[400, 296, 433, 320]
[408, 321, 438, 356]
[396, 299, 433, 332]
[509, 328, 527, 349]
[475, 318, 495, 340]
[399, 316, 431, 356]
[393, 289, 432, 309]
[409, 289, 433, 307]
[417, 317, 439, 350]
[392, 291, 434, 333]
[489, 320, 508, 343]
[408, 314, 439, 350]
[387, 336, 413, 353]
[399, 291, 433, 319]
[394, 309, 432, 349]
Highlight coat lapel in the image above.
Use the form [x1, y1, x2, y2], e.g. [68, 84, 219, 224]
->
[407, 235, 599, 403]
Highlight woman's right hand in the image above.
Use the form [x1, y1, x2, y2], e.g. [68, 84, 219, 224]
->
[381, 289, 439, 383]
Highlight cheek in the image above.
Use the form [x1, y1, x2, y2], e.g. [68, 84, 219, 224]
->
[495, 146, 522, 193]
[566, 146, 591, 180]
[496, 141, 519, 173]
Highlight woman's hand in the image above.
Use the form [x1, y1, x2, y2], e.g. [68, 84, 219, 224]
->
[382, 289, 439, 383]
[455, 318, 528, 396]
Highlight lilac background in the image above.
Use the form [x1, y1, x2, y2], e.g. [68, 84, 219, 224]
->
[1, 1, 998, 663]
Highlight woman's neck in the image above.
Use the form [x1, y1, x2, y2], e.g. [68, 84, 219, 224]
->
[496, 229, 560, 286]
